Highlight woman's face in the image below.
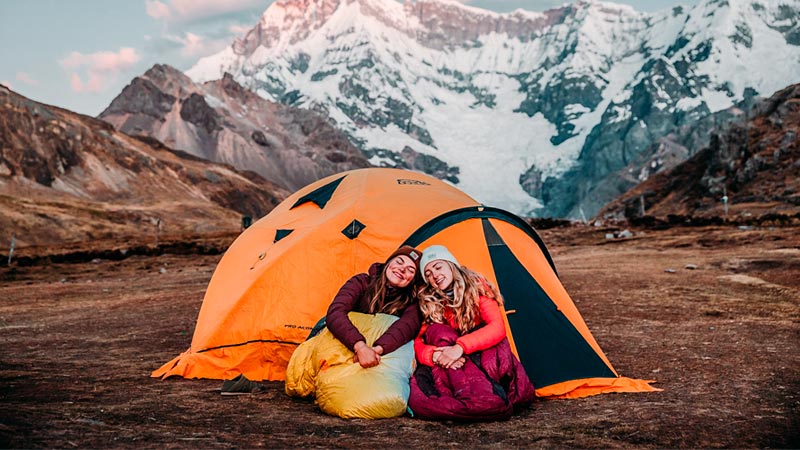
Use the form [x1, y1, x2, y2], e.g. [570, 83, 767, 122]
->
[424, 260, 454, 291]
[384, 255, 417, 288]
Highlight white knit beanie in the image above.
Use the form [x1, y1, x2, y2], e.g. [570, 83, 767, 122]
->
[419, 245, 459, 272]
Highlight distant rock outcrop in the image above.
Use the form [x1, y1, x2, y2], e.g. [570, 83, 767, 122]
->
[596, 83, 800, 221]
[99, 64, 369, 192]
[0, 85, 289, 247]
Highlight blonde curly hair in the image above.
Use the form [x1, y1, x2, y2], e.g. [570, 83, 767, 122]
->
[418, 260, 502, 334]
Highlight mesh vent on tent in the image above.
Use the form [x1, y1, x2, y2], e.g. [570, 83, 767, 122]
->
[290, 175, 346, 210]
[274, 229, 293, 243]
[341, 219, 366, 239]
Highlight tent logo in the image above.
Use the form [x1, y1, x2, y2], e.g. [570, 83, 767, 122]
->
[397, 179, 430, 185]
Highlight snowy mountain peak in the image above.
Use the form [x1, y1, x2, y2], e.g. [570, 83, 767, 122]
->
[231, 0, 341, 56]
[572, 0, 641, 15]
[404, 0, 558, 45]
[185, 0, 800, 218]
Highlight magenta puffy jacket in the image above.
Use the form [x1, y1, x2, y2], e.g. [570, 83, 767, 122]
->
[408, 323, 535, 421]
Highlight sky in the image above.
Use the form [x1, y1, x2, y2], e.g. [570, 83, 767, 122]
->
[0, 0, 699, 117]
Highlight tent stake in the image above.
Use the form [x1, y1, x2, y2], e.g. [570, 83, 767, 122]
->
[8, 233, 15, 266]
[722, 186, 729, 220]
[639, 195, 645, 217]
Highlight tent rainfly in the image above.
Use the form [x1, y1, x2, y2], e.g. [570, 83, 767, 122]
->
[154, 168, 659, 398]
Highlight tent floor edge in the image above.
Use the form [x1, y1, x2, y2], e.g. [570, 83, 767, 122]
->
[151, 350, 188, 379]
[535, 376, 662, 399]
[150, 343, 296, 381]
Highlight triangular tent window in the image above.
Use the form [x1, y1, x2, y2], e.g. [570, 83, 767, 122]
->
[290, 176, 346, 210]
[341, 219, 366, 239]
[274, 229, 293, 243]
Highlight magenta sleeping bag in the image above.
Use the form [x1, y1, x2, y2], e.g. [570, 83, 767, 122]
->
[408, 323, 535, 421]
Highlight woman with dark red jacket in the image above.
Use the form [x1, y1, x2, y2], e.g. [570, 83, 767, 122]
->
[325, 245, 423, 368]
[408, 245, 535, 421]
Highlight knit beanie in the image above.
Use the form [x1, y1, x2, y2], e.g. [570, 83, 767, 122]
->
[385, 245, 422, 272]
[419, 245, 459, 272]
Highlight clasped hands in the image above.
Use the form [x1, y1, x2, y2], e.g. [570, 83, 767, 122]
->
[353, 341, 383, 368]
[432, 344, 466, 370]
[353, 341, 467, 370]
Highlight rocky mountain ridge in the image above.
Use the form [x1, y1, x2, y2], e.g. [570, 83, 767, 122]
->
[597, 83, 800, 221]
[0, 85, 288, 247]
[99, 64, 369, 193]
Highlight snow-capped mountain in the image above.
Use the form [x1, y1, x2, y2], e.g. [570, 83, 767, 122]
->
[100, 64, 369, 193]
[187, 0, 800, 218]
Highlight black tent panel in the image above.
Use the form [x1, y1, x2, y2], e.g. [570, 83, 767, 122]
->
[403, 206, 558, 275]
[274, 229, 293, 243]
[290, 175, 346, 210]
[481, 219, 616, 388]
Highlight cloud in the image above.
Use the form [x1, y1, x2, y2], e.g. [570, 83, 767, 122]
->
[16, 72, 39, 86]
[69, 73, 106, 93]
[164, 31, 231, 58]
[229, 23, 253, 36]
[145, 0, 170, 19]
[60, 47, 141, 72]
[145, 0, 267, 23]
[59, 47, 142, 93]
[143, 0, 263, 65]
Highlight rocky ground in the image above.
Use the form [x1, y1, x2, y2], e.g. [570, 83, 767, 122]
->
[0, 224, 798, 448]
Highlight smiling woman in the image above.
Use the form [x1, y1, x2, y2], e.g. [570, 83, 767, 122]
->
[324, 245, 423, 368]
[408, 244, 535, 421]
[281, 244, 425, 419]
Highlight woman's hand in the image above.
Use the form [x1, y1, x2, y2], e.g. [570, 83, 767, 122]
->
[433, 344, 464, 369]
[353, 341, 381, 368]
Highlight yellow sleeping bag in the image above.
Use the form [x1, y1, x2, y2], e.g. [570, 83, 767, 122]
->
[285, 312, 415, 419]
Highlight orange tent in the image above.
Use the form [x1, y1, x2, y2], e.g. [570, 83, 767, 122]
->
[153, 168, 658, 398]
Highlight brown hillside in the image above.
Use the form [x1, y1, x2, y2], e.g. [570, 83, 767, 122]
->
[0, 85, 289, 247]
[597, 84, 800, 221]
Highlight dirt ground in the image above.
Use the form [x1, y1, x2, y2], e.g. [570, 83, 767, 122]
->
[1, 224, 798, 448]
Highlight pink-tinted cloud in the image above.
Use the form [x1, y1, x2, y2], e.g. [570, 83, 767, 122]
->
[165, 32, 230, 58]
[60, 47, 141, 93]
[145, 0, 265, 22]
[16, 72, 39, 86]
[178, 32, 205, 57]
[60, 48, 140, 72]
[68, 72, 107, 93]
[145, 0, 170, 19]
[229, 23, 253, 35]
[145, 0, 266, 22]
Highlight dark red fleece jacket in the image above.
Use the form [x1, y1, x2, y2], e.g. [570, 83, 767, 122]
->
[325, 262, 422, 355]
